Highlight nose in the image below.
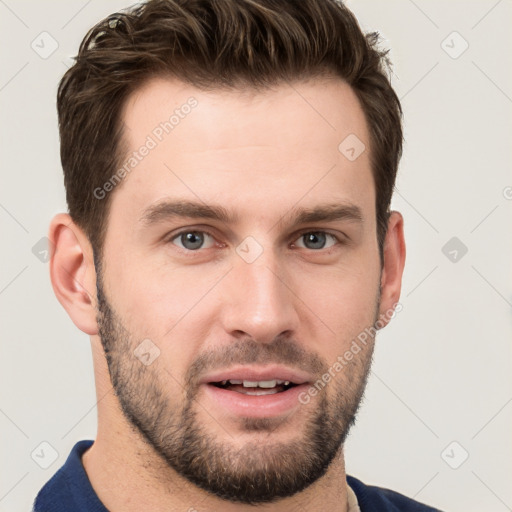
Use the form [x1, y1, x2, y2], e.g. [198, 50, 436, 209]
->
[219, 250, 300, 344]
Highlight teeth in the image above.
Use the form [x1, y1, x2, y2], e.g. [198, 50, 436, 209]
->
[240, 379, 287, 388]
[257, 380, 277, 388]
[240, 388, 279, 396]
[218, 379, 294, 388]
[242, 380, 276, 388]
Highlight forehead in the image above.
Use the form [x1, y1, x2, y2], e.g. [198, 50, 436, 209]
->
[121, 76, 369, 153]
[110, 76, 374, 231]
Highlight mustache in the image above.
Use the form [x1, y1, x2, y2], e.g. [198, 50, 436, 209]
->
[185, 336, 327, 389]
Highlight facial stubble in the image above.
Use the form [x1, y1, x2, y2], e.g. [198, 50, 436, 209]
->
[95, 266, 379, 504]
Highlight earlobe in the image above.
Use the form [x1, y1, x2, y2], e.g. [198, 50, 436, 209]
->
[48, 213, 99, 336]
[378, 211, 406, 328]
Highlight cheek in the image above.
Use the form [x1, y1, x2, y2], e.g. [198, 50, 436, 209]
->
[112, 265, 222, 371]
[112, 254, 218, 323]
[292, 259, 380, 350]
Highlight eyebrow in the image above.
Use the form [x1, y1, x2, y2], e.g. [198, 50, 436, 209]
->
[140, 200, 238, 226]
[139, 199, 363, 229]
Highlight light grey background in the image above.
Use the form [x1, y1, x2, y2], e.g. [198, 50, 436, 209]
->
[1, 1, 511, 511]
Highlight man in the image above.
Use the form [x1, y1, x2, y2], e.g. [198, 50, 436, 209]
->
[33, 0, 441, 510]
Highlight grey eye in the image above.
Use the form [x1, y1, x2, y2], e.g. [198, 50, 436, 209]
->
[295, 232, 337, 250]
[172, 231, 215, 251]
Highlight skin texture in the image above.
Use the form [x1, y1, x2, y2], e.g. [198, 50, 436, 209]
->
[49, 76, 406, 512]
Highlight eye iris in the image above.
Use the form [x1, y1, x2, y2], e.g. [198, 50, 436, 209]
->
[304, 232, 326, 250]
[181, 232, 204, 250]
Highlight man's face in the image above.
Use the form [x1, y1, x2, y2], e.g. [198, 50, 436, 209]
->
[96, 77, 382, 503]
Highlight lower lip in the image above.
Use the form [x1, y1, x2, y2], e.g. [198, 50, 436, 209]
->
[202, 383, 309, 418]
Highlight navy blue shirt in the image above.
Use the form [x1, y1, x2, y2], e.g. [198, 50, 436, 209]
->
[33, 440, 443, 511]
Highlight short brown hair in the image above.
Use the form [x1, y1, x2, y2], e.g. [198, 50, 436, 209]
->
[58, 0, 402, 263]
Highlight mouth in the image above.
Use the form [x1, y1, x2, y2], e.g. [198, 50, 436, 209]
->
[200, 366, 312, 418]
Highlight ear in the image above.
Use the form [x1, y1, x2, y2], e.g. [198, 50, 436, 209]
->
[378, 211, 406, 328]
[48, 213, 99, 335]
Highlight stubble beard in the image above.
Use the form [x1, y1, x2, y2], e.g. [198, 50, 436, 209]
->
[95, 267, 378, 504]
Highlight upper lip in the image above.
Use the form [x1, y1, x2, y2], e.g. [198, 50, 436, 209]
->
[201, 365, 313, 385]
